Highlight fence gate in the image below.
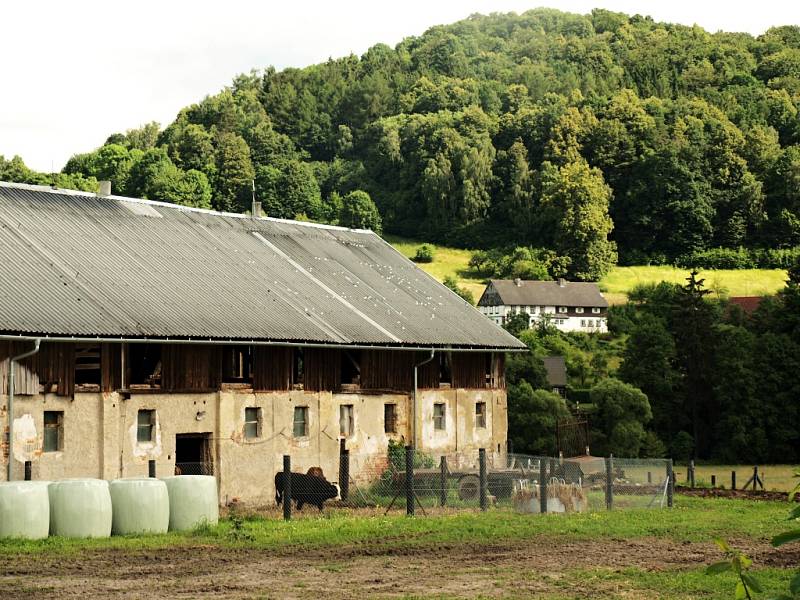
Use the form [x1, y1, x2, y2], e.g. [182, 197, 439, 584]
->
[556, 418, 589, 458]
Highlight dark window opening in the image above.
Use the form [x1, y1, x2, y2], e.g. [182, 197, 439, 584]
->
[340, 350, 361, 386]
[129, 345, 162, 387]
[222, 345, 252, 383]
[74, 344, 101, 387]
[292, 348, 304, 387]
[475, 402, 487, 428]
[244, 407, 261, 439]
[43, 411, 63, 452]
[384, 403, 397, 434]
[439, 352, 452, 385]
[293, 406, 309, 437]
[137, 409, 155, 443]
[433, 403, 446, 431]
[175, 433, 213, 475]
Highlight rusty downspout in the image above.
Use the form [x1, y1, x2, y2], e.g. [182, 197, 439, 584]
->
[412, 349, 435, 450]
[7, 339, 40, 481]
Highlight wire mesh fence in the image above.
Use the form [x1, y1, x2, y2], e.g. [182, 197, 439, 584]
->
[276, 447, 673, 518]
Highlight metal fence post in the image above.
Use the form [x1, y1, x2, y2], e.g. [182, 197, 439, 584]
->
[405, 445, 414, 517]
[539, 459, 547, 514]
[667, 460, 674, 508]
[24, 461, 31, 481]
[339, 438, 349, 502]
[148, 460, 156, 478]
[605, 455, 614, 510]
[439, 456, 447, 507]
[283, 455, 291, 521]
[731, 470, 736, 490]
[479, 448, 487, 512]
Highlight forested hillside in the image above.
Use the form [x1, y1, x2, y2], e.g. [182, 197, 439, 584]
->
[3, 8, 800, 279]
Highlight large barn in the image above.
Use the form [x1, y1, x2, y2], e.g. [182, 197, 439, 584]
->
[0, 182, 524, 504]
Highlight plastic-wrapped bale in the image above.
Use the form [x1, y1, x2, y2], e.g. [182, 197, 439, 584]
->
[162, 475, 219, 532]
[0, 481, 51, 539]
[49, 479, 112, 538]
[110, 478, 170, 535]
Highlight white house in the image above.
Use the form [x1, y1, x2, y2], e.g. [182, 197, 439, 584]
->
[477, 278, 609, 333]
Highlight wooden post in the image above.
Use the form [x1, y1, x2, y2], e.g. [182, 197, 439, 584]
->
[539, 459, 547, 514]
[339, 438, 349, 502]
[711, 474, 716, 488]
[439, 456, 447, 507]
[731, 470, 736, 490]
[667, 460, 674, 508]
[752, 466, 758, 491]
[689, 460, 695, 488]
[283, 455, 291, 521]
[647, 471, 652, 484]
[479, 449, 487, 512]
[405, 446, 414, 517]
[24, 461, 31, 481]
[605, 456, 614, 510]
[148, 460, 156, 478]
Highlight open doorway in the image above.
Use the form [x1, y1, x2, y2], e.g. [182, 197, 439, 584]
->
[175, 433, 213, 475]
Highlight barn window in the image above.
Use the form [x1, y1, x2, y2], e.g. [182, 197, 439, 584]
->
[433, 403, 446, 431]
[384, 403, 397, 434]
[129, 345, 161, 387]
[293, 406, 308, 437]
[475, 402, 486, 428]
[137, 409, 155, 443]
[439, 352, 452, 385]
[223, 346, 252, 383]
[292, 349, 304, 387]
[244, 407, 261, 439]
[340, 350, 361, 386]
[43, 411, 63, 452]
[74, 344, 101, 388]
[339, 404, 354, 438]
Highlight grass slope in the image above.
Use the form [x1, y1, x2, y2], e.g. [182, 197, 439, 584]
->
[385, 236, 788, 304]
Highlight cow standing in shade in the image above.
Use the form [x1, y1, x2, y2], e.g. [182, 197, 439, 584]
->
[275, 470, 340, 511]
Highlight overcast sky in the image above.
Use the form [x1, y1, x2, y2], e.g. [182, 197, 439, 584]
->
[2, 1, 798, 171]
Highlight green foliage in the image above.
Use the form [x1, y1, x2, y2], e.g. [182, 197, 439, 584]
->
[507, 381, 571, 455]
[442, 275, 474, 304]
[468, 247, 568, 280]
[412, 244, 435, 263]
[589, 378, 652, 457]
[339, 190, 381, 232]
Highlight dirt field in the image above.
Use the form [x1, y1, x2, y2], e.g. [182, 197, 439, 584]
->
[2, 536, 798, 599]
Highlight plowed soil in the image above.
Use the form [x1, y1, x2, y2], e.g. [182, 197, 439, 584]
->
[1, 536, 797, 599]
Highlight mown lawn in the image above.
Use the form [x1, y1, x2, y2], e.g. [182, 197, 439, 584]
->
[384, 236, 788, 304]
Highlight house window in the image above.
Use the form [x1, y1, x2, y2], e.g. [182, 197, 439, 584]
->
[475, 402, 486, 428]
[244, 407, 261, 439]
[576, 307, 584, 314]
[592, 307, 601, 314]
[43, 411, 63, 452]
[293, 406, 308, 437]
[581, 319, 586, 327]
[384, 403, 397, 434]
[433, 403, 446, 431]
[339, 404, 354, 437]
[137, 409, 155, 443]
[558, 306, 567, 313]
[596, 319, 602, 327]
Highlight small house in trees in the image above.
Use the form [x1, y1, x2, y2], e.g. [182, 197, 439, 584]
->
[0, 182, 524, 504]
[543, 356, 568, 397]
[477, 278, 609, 333]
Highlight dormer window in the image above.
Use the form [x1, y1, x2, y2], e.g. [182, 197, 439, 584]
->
[558, 306, 567, 314]
[592, 307, 601, 314]
[576, 307, 584, 314]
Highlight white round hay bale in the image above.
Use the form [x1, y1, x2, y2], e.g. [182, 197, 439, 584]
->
[110, 478, 170, 535]
[162, 475, 218, 532]
[0, 481, 51, 539]
[49, 479, 112, 538]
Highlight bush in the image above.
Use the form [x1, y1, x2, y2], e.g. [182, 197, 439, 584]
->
[676, 246, 800, 270]
[413, 244, 435, 263]
[443, 275, 474, 304]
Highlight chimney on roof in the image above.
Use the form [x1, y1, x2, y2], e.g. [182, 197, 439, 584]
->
[97, 181, 111, 197]
[514, 278, 522, 287]
[558, 278, 566, 287]
[250, 179, 261, 218]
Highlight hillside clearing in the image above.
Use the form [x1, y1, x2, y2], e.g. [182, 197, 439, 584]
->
[386, 237, 788, 304]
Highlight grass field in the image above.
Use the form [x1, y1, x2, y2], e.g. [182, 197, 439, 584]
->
[1, 497, 797, 598]
[673, 464, 799, 493]
[385, 236, 788, 305]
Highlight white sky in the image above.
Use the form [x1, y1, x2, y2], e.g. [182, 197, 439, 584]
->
[2, 1, 798, 171]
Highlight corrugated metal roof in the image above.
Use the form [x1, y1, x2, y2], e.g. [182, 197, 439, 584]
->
[0, 182, 524, 350]
[480, 279, 609, 308]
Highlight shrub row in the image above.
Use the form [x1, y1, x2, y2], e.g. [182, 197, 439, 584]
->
[676, 247, 800, 270]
